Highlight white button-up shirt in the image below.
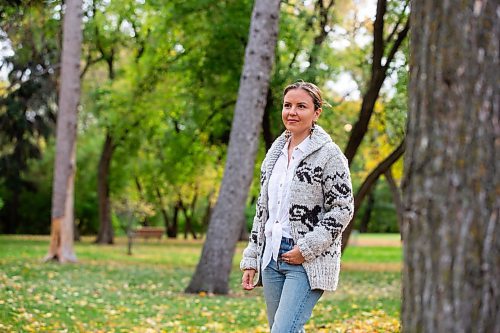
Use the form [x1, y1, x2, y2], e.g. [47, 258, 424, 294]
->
[262, 136, 311, 270]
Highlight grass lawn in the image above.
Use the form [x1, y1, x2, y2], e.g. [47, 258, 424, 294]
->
[0, 234, 402, 332]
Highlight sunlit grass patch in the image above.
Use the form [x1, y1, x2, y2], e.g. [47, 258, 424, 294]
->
[0, 234, 401, 332]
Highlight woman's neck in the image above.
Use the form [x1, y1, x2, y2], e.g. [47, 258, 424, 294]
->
[289, 130, 310, 149]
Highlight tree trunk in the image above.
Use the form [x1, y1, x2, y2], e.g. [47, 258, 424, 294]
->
[4, 176, 20, 234]
[169, 201, 180, 238]
[343, 0, 411, 164]
[186, 0, 281, 294]
[340, 0, 409, 249]
[73, 219, 81, 242]
[45, 0, 83, 263]
[385, 168, 403, 234]
[134, 177, 151, 226]
[95, 131, 115, 244]
[155, 187, 177, 238]
[305, 0, 336, 81]
[359, 188, 376, 233]
[402, 1, 499, 332]
[180, 193, 198, 240]
[342, 139, 405, 251]
[93, 22, 117, 244]
[201, 192, 214, 233]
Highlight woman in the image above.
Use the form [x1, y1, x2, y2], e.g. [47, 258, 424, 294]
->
[240, 81, 354, 332]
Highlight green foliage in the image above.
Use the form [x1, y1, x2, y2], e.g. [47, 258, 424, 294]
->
[0, 1, 61, 233]
[354, 178, 401, 233]
[0, 234, 401, 332]
[0, 0, 410, 236]
[0, 132, 101, 234]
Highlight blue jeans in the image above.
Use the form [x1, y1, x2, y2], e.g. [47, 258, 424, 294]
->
[262, 238, 323, 333]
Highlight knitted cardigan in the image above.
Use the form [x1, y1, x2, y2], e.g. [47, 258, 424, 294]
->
[240, 125, 354, 291]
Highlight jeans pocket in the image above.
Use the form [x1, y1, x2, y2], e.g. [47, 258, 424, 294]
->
[278, 240, 294, 258]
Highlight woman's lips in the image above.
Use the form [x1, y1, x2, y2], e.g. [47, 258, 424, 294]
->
[287, 119, 299, 123]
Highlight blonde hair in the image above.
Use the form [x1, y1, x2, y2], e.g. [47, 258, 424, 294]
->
[283, 81, 324, 110]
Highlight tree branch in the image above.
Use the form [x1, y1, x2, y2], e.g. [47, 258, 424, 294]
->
[342, 138, 406, 251]
[384, 0, 409, 45]
[372, 0, 387, 73]
[383, 18, 410, 71]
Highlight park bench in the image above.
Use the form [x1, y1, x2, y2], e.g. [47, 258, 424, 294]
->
[131, 227, 165, 241]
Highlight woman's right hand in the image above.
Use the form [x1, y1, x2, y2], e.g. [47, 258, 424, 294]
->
[241, 269, 256, 290]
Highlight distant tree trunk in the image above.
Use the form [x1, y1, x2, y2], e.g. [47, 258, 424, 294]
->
[359, 188, 376, 233]
[134, 177, 150, 226]
[201, 192, 214, 233]
[95, 131, 115, 244]
[402, 1, 499, 332]
[155, 187, 178, 238]
[180, 193, 198, 240]
[45, 0, 83, 263]
[342, 139, 405, 251]
[186, 0, 281, 294]
[169, 201, 180, 238]
[73, 220, 81, 242]
[384, 168, 403, 233]
[92, 16, 119, 244]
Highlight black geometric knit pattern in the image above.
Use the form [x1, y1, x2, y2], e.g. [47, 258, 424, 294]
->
[323, 172, 352, 207]
[250, 230, 258, 244]
[289, 204, 322, 235]
[295, 162, 323, 184]
[321, 248, 339, 258]
[322, 216, 343, 240]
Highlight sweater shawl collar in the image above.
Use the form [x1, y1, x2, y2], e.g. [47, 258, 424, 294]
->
[265, 125, 333, 177]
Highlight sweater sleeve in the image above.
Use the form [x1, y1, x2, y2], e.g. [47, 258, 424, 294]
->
[297, 152, 354, 261]
[239, 162, 266, 271]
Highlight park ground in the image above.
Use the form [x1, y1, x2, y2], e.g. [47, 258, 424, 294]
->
[0, 234, 402, 332]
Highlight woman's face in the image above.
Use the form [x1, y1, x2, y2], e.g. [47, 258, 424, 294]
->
[282, 88, 322, 137]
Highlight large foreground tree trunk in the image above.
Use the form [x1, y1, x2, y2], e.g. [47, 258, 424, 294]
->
[186, 0, 281, 294]
[45, 0, 83, 263]
[402, 1, 499, 332]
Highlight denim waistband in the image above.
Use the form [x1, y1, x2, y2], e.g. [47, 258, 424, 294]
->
[281, 237, 294, 246]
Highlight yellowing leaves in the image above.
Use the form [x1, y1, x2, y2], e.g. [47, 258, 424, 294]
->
[0, 236, 401, 332]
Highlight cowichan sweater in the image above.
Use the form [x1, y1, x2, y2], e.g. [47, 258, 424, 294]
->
[240, 125, 354, 291]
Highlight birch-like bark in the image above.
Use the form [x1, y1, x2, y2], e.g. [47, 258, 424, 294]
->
[186, 0, 281, 294]
[402, 0, 499, 331]
[46, 0, 83, 263]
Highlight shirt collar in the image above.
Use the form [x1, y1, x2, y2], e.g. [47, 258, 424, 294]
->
[296, 136, 311, 152]
[281, 136, 311, 156]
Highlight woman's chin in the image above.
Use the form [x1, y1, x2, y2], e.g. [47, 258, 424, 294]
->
[286, 122, 300, 129]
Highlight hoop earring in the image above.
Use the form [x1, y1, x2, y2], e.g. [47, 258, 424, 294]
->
[309, 122, 316, 138]
[285, 129, 292, 140]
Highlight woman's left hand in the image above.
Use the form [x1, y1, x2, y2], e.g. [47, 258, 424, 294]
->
[281, 245, 305, 265]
